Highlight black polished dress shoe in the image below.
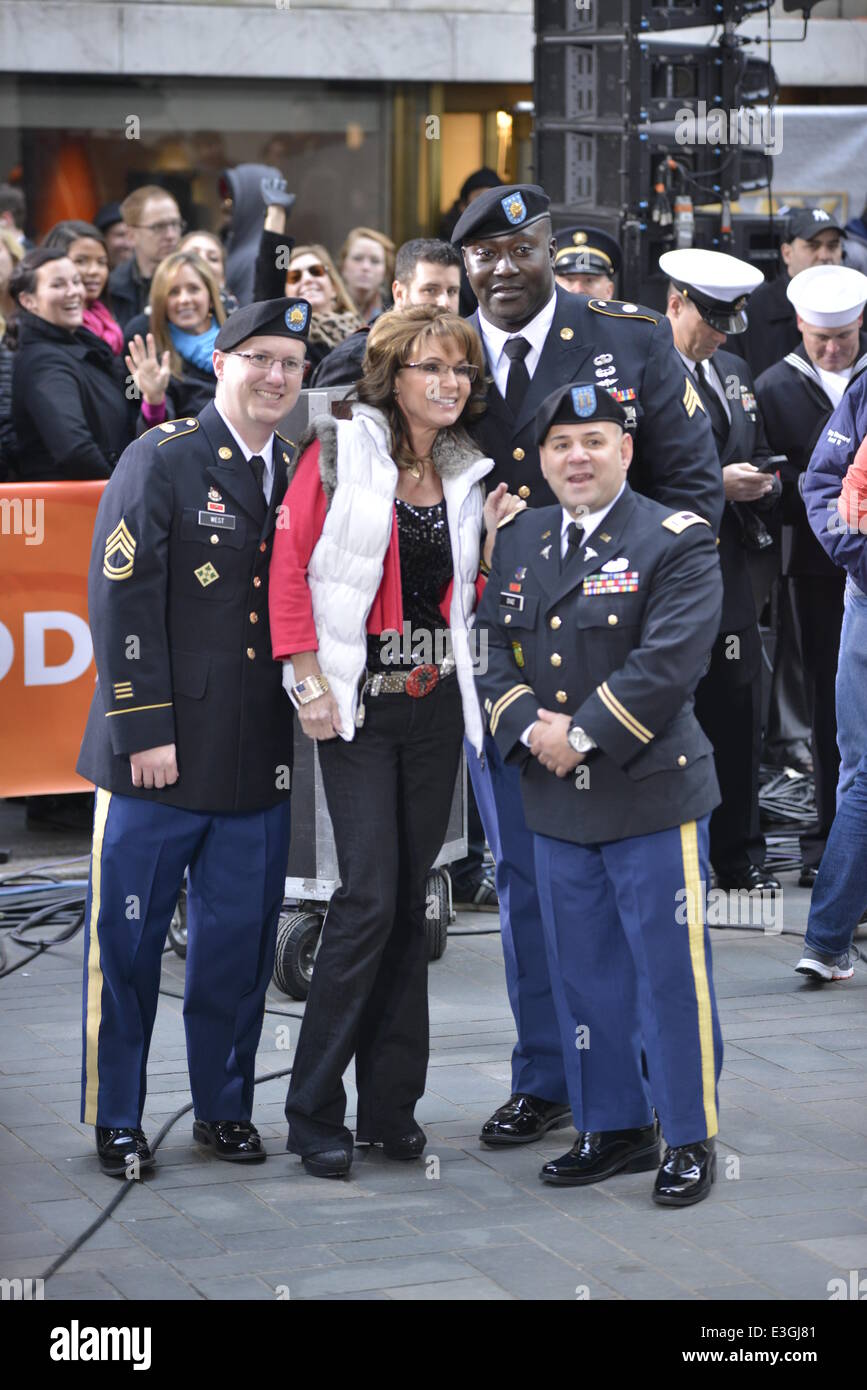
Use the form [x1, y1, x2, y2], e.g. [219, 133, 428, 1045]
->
[192, 1119, 266, 1161]
[715, 864, 781, 892]
[799, 867, 818, 889]
[357, 1121, 426, 1160]
[480, 1093, 572, 1146]
[652, 1139, 716, 1206]
[540, 1124, 660, 1186]
[301, 1148, 352, 1179]
[96, 1127, 155, 1177]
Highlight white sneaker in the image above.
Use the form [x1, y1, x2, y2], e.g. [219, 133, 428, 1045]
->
[795, 946, 854, 982]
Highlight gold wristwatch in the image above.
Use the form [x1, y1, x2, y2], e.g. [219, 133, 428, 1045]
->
[289, 674, 330, 710]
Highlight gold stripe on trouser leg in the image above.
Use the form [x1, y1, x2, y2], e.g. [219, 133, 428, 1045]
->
[679, 820, 718, 1138]
[83, 788, 111, 1125]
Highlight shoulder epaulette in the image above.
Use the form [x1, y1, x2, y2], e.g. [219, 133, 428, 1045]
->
[661, 510, 711, 535]
[141, 418, 199, 445]
[588, 298, 659, 326]
[497, 504, 528, 530]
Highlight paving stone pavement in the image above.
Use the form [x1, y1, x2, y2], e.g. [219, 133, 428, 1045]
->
[1, 813, 866, 1301]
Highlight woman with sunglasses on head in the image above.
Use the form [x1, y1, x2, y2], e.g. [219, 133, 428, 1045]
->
[269, 305, 523, 1179]
[124, 249, 226, 430]
[285, 245, 363, 374]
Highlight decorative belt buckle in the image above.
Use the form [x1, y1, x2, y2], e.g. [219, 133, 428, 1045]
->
[405, 663, 439, 698]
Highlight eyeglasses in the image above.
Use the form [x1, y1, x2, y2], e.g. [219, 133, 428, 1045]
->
[402, 360, 479, 382]
[286, 263, 329, 285]
[140, 219, 187, 236]
[230, 351, 305, 377]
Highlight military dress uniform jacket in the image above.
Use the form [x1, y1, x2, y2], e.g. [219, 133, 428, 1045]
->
[474, 486, 723, 846]
[756, 336, 867, 577]
[467, 287, 724, 533]
[700, 348, 778, 632]
[76, 400, 294, 813]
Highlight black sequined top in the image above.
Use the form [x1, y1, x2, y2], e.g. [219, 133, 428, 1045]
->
[366, 497, 453, 673]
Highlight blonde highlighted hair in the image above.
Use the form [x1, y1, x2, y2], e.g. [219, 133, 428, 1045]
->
[147, 251, 225, 377]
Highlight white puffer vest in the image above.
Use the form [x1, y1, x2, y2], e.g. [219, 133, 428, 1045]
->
[282, 404, 494, 753]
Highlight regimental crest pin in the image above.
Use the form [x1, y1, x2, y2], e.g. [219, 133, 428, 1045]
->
[286, 302, 309, 333]
[571, 384, 597, 417]
[208, 487, 222, 502]
[502, 192, 527, 225]
[540, 544, 552, 560]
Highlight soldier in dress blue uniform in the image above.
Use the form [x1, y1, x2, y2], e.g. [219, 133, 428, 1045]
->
[661, 247, 782, 894]
[76, 296, 309, 1175]
[451, 182, 724, 1148]
[474, 383, 724, 1205]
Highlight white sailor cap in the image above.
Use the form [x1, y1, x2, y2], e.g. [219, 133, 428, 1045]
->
[786, 264, 867, 329]
[659, 248, 764, 333]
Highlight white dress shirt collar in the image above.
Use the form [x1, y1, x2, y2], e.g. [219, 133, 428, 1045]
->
[478, 293, 558, 396]
[214, 403, 275, 502]
[560, 481, 626, 555]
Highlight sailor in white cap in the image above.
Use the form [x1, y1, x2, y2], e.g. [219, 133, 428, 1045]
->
[757, 263, 867, 886]
[662, 247, 782, 894]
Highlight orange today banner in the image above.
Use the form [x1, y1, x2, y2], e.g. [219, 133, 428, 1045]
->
[0, 481, 105, 795]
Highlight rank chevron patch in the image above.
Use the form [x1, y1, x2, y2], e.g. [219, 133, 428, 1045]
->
[682, 377, 706, 420]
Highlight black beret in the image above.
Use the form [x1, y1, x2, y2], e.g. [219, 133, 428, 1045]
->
[214, 296, 311, 352]
[536, 382, 627, 446]
[554, 225, 622, 278]
[451, 184, 550, 247]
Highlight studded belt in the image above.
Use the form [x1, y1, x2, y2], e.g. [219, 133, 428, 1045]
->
[355, 656, 456, 727]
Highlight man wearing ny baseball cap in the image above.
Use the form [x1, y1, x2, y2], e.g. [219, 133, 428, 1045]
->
[733, 205, 846, 378]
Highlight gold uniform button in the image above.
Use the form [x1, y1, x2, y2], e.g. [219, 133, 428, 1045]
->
[518, 485, 531, 499]
[249, 612, 259, 624]
[555, 690, 568, 704]
[608, 613, 618, 625]
[550, 653, 562, 667]
[253, 576, 262, 588]
[210, 533, 219, 545]
[513, 447, 525, 461]
[560, 326, 574, 341]
[259, 542, 267, 553]
[218, 446, 232, 459]
[677, 754, 687, 767]
[247, 647, 256, 660]
[550, 616, 561, 630]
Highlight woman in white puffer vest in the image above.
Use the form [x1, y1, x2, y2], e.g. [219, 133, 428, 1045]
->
[269, 306, 523, 1178]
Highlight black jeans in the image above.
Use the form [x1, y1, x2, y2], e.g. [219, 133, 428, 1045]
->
[284, 674, 464, 1156]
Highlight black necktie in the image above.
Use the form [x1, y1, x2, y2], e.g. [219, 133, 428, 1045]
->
[249, 454, 266, 496]
[504, 336, 531, 415]
[564, 521, 584, 567]
[693, 364, 728, 442]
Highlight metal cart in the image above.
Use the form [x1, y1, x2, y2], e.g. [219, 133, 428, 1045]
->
[167, 734, 467, 1000]
[273, 727, 467, 999]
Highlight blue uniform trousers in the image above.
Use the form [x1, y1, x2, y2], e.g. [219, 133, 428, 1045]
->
[80, 788, 292, 1128]
[533, 816, 722, 1147]
[467, 734, 568, 1103]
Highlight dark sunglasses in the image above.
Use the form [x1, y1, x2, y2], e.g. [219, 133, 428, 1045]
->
[286, 263, 329, 285]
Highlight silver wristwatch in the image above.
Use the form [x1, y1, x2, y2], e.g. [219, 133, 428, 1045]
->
[567, 724, 595, 754]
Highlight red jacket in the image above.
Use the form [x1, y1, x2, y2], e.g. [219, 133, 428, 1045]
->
[269, 439, 485, 660]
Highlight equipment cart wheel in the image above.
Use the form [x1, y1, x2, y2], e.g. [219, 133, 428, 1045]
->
[168, 889, 187, 959]
[425, 869, 451, 962]
[273, 910, 323, 1000]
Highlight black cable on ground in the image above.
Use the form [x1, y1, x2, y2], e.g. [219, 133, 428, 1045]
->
[38, 1062, 295, 1287]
